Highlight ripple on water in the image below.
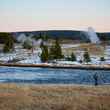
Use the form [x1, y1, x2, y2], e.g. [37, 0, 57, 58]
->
[0, 67, 110, 85]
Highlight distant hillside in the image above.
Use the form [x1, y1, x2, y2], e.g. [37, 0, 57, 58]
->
[98, 33, 110, 41]
[0, 30, 110, 43]
[12, 30, 110, 42]
[13, 30, 82, 37]
[12, 30, 89, 41]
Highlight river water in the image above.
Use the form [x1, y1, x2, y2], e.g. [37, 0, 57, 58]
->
[0, 66, 110, 85]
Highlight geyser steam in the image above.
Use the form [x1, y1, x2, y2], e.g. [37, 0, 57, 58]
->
[84, 27, 100, 44]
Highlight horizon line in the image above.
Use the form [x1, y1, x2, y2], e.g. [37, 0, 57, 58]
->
[0, 29, 110, 33]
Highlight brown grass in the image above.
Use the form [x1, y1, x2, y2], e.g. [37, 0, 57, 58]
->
[63, 43, 104, 56]
[0, 84, 110, 110]
[79, 43, 104, 55]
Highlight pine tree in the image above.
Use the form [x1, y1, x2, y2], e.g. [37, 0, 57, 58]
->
[3, 44, 10, 53]
[83, 51, 91, 63]
[3, 35, 14, 53]
[100, 57, 105, 61]
[55, 39, 63, 59]
[49, 45, 55, 60]
[49, 39, 63, 60]
[43, 33, 48, 41]
[71, 52, 76, 61]
[40, 43, 49, 63]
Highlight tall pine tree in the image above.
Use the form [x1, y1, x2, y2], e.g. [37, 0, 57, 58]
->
[49, 39, 63, 60]
[40, 42, 49, 63]
[71, 52, 76, 61]
[3, 35, 14, 53]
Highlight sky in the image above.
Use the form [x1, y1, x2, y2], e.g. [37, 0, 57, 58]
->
[0, 0, 110, 32]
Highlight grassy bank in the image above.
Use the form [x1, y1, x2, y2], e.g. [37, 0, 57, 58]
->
[0, 84, 110, 110]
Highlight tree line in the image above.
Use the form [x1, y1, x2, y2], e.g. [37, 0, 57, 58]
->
[40, 38, 64, 62]
[40, 39, 91, 63]
[0, 33, 105, 63]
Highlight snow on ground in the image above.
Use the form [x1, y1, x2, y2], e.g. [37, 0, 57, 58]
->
[56, 61, 81, 65]
[62, 44, 80, 49]
[18, 54, 41, 64]
[0, 53, 17, 62]
[0, 45, 42, 63]
[0, 44, 110, 65]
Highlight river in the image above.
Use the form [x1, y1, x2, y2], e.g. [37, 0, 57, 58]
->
[0, 66, 110, 85]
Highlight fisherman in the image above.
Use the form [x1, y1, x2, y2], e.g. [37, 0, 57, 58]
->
[93, 73, 98, 86]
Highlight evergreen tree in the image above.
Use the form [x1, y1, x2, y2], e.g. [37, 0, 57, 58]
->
[49, 39, 63, 60]
[49, 45, 56, 60]
[71, 52, 76, 61]
[55, 39, 63, 59]
[0, 33, 15, 43]
[83, 51, 91, 63]
[100, 57, 105, 61]
[3, 44, 10, 53]
[40, 41, 44, 49]
[3, 35, 14, 53]
[40, 43, 49, 62]
[39, 33, 42, 39]
[43, 33, 48, 41]
[38, 33, 48, 41]
[65, 56, 71, 61]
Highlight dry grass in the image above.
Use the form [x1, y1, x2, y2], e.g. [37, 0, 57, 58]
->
[79, 43, 104, 55]
[63, 43, 104, 56]
[0, 84, 110, 110]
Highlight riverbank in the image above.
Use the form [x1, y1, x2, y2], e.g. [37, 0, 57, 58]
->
[1, 63, 110, 70]
[0, 84, 110, 110]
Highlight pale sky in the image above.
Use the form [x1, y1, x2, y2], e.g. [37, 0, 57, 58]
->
[0, 0, 110, 32]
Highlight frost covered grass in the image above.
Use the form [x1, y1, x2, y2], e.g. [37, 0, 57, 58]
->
[0, 84, 110, 110]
